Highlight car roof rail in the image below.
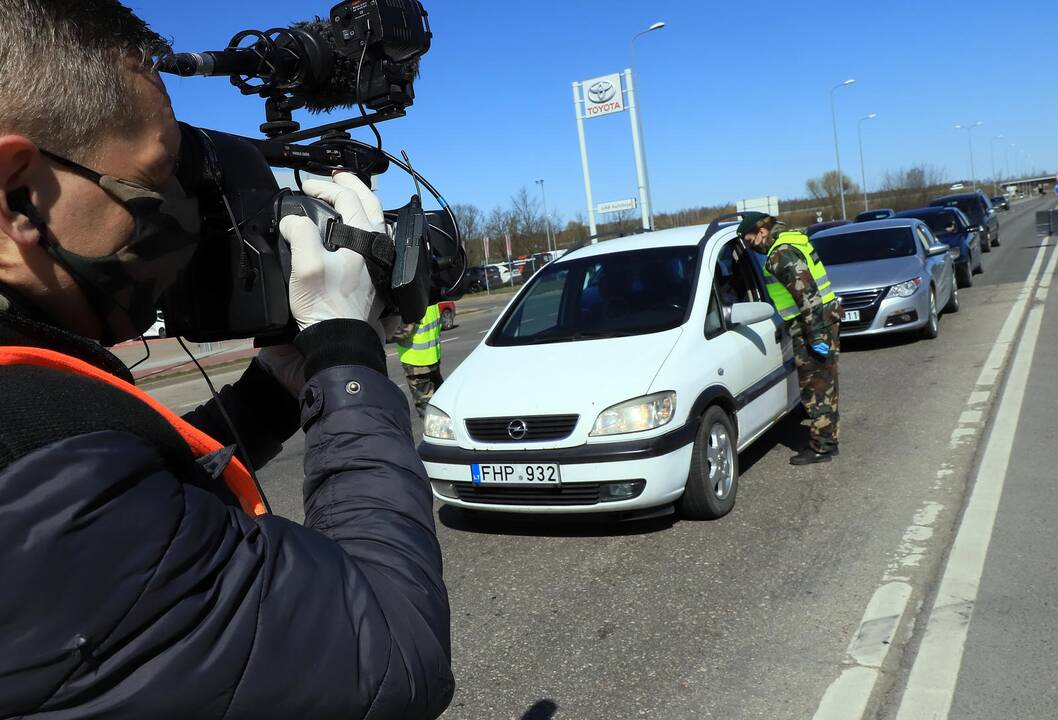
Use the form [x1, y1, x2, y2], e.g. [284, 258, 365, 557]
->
[702, 212, 748, 245]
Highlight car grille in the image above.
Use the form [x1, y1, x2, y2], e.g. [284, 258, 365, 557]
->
[837, 288, 885, 310]
[836, 288, 887, 333]
[451, 480, 651, 507]
[465, 415, 579, 443]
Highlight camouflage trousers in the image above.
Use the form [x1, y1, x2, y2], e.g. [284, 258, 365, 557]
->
[791, 325, 840, 453]
[403, 363, 444, 419]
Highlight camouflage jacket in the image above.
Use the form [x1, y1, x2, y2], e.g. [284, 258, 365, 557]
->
[765, 242, 841, 338]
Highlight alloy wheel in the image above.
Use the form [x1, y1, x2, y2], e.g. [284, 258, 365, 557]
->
[707, 423, 735, 500]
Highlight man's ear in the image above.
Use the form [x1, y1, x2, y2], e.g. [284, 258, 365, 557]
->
[0, 135, 42, 246]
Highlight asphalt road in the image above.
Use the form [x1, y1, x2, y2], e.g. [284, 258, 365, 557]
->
[146, 196, 1056, 719]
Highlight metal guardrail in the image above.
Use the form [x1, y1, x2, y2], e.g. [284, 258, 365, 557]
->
[1036, 209, 1058, 237]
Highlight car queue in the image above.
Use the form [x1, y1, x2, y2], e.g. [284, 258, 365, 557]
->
[419, 190, 1012, 522]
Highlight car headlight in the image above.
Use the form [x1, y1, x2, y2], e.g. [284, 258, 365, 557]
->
[590, 392, 676, 437]
[423, 406, 455, 440]
[886, 278, 923, 299]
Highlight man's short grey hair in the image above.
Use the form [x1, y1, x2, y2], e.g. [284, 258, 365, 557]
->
[0, 0, 171, 160]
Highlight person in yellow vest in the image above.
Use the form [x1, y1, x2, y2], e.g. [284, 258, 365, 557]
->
[737, 212, 842, 465]
[395, 303, 444, 418]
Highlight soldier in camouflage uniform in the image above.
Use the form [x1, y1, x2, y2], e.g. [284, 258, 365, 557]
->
[738, 212, 841, 465]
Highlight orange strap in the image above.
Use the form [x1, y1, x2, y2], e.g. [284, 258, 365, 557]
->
[0, 346, 267, 517]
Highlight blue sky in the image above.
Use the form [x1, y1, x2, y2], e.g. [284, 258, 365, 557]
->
[139, 0, 1056, 223]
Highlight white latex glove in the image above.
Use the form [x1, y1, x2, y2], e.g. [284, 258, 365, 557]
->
[278, 172, 387, 331]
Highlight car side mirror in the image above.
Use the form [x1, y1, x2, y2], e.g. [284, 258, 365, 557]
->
[970, 225, 984, 233]
[729, 301, 776, 326]
[927, 244, 950, 257]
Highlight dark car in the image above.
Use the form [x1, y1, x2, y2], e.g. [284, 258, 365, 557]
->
[991, 195, 1010, 211]
[855, 208, 896, 222]
[894, 207, 984, 288]
[464, 266, 506, 293]
[806, 219, 850, 237]
[929, 191, 999, 250]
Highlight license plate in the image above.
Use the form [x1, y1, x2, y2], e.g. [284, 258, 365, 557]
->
[471, 463, 561, 485]
[843, 310, 861, 322]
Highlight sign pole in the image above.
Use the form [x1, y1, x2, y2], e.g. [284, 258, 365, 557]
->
[504, 233, 514, 287]
[625, 69, 653, 231]
[572, 82, 599, 241]
[482, 235, 491, 295]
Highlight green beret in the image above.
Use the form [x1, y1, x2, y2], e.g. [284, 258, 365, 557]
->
[736, 212, 769, 237]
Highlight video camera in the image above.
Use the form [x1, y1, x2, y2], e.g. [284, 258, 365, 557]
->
[157, 0, 465, 342]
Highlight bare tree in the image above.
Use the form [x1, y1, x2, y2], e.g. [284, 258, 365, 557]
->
[806, 171, 859, 219]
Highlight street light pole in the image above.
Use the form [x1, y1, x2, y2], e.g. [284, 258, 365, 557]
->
[989, 135, 1003, 195]
[857, 113, 877, 212]
[955, 122, 983, 190]
[830, 79, 856, 219]
[629, 21, 664, 231]
[535, 179, 554, 252]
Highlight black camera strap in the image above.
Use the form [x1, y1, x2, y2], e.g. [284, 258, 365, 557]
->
[325, 222, 395, 290]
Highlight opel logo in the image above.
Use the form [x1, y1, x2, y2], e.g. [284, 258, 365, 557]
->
[507, 419, 528, 440]
[588, 81, 616, 104]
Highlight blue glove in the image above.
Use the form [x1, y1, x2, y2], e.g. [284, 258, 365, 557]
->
[810, 341, 830, 360]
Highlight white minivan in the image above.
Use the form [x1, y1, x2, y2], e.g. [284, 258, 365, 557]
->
[420, 220, 801, 520]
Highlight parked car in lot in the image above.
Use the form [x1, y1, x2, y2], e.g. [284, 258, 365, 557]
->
[438, 300, 457, 331]
[894, 207, 984, 287]
[464, 265, 509, 293]
[806, 219, 850, 237]
[991, 195, 1010, 211]
[812, 219, 959, 339]
[930, 191, 1000, 249]
[144, 311, 167, 339]
[419, 223, 803, 520]
[855, 208, 896, 222]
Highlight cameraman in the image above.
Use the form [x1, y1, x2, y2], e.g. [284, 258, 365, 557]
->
[0, 2, 453, 718]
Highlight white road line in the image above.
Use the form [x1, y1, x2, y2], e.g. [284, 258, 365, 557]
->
[811, 239, 1053, 720]
[894, 301, 1047, 720]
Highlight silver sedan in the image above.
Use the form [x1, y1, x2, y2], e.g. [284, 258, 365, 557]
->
[811, 219, 960, 340]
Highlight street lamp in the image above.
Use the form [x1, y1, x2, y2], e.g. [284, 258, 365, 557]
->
[535, 179, 554, 252]
[629, 21, 665, 231]
[857, 113, 877, 212]
[830, 79, 856, 219]
[954, 121, 983, 190]
[989, 135, 1004, 194]
[1007, 143, 1015, 180]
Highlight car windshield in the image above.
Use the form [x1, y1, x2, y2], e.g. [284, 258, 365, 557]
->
[812, 228, 918, 265]
[911, 212, 962, 236]
[934, 198, 982, 220]
[858, 211, 890, 221]
[491, 246, 699, 346]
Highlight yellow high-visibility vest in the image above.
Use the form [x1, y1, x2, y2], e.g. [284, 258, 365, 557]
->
[397, 304, 442, 366]
[763, 232, 837, 321]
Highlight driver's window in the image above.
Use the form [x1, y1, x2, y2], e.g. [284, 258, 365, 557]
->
[715, 241, 759, 312]
[915, 225, 933, 253]
[705, 289, 724, 339]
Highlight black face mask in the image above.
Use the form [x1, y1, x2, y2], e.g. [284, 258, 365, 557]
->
[10, 149, 201, 346]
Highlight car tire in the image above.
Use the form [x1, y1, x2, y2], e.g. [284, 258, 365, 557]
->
[991, 235, 1001, 248]
[981, 235, 992, 253]
[973, 255, 984, 275]
[956, 262, 974, 288]
[441, 308, 455, 331]
[945, 286, 960, 313]
[921, 289, 940, 339]
[678, 406, 739, 521]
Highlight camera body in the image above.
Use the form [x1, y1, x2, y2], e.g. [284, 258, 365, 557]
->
[158, 0, 464, 343]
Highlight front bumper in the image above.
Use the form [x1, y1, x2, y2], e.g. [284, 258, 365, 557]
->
[838, 286, 930, 338]
[420, 429, 695, 514]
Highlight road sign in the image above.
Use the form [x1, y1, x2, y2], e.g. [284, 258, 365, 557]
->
[736, 196, 780, 216]
[582, 73, 625, 119]
[598, 198, 638, 214]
